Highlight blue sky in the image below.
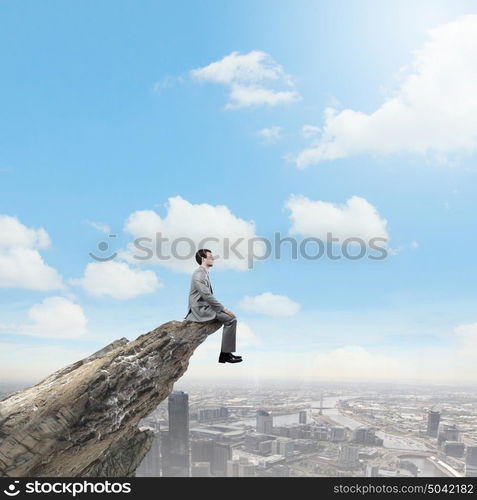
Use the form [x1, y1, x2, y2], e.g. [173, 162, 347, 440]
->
[1, 0, 477, 386]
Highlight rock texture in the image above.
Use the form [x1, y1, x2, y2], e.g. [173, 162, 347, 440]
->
[0, 319, 222, 477]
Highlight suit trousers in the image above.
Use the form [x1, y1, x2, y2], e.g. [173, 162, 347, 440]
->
[214, 311, 237, 352]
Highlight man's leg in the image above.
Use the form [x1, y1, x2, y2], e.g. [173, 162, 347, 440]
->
[214, 311, 237, 352]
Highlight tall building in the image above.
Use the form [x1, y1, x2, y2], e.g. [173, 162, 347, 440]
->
[299, 410, 307, 424]
[239, 460, 256, 477]
[330, 426, 346, 442]
[465, 446, 477, 477]
[427, 409, 441, 438]
[256, 409, 273, 434]
[136, 423, 161, 477]
[226, 457, 256, 477]
[212, 442, 232, 477]
[226, 458, 240, 477]
[353, 426, 381, 445]
[160, 430, 171, 476]
[245, 433, 277, 452]
[161, 391, 190, 477]
[258, 439, 274, 455]
[366, 465, 380, 477]
[438, 423, 460, 446]
[314, 425, 329, 441]
[443, 442, 464, 458]
[191, 438, 215, 464]
[271, 437, 294, 457]
[339, 445, 359, 468]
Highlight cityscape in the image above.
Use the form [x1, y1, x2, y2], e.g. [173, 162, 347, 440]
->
[135, 381, 477, 478]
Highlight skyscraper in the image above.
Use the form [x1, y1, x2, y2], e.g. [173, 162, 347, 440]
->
[438, 423, 460, 447]
[271, 437, 294, 457]
[465, 446, 477, 477]
[191, 438, 215, 464]
[226, 457, 240, 477]
[339, 444, 359, 467]
[161, 391, 190, 477]
[160, 430, 171, 476]
[330, 426, 346, 442]
[212, 442, 232, 477]
[353, 426, 380, 445]
[238, 460, 256, 477]
[443, 442, 464, 458]
[256, 409, 273, 434]
[299, 410, 307, 424]
[426, 409, 441, 437]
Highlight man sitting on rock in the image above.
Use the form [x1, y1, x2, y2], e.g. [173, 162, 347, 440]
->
[184, 248, 243, 364]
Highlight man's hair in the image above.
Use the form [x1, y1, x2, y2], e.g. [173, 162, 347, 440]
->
[195, 248, 212, 265]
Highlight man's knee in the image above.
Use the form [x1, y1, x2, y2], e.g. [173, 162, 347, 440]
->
[221, 314, 237, 325]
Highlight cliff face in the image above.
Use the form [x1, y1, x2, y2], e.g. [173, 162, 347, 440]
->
[0, 319, 222, 477]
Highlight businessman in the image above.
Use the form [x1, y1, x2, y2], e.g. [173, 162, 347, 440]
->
[184, 248, 242, 364]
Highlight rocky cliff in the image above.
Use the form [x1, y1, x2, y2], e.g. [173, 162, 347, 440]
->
[0, 319, 222, 477]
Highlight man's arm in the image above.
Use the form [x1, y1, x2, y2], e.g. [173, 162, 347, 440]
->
[194, 271, 225, 312]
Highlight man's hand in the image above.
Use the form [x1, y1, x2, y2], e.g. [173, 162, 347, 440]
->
[223, 309, 236, 318]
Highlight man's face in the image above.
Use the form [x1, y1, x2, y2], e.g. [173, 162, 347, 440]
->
[204, 252, 214, 266]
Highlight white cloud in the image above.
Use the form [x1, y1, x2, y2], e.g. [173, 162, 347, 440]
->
[118, 195, 267, 272]
[85, 220, 112, 235]
[70, 260, 161, 300]
[190, 50, 300, 109]
[301, 125, 320, 138]
[0, 214, 51, 250]
[228, 86, 298, 108]
[0, 215, 63, 290]
[285, 194, 389, 243]
[293, 15, 477, 168]
[239, 292, 300, 317]
[14, 296, 88, 339]
[257, 126, 282, 144]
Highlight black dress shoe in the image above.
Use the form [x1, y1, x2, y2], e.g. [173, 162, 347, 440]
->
[218, 352, 243, 363]
[220, 351, 242, 359]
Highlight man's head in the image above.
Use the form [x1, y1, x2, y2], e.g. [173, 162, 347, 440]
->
[195, 248, 214, 267]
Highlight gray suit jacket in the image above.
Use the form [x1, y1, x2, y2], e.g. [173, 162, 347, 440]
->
[184, 265, 225, 322]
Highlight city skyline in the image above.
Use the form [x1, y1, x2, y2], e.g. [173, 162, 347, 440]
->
[134, 383, 477, 477]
